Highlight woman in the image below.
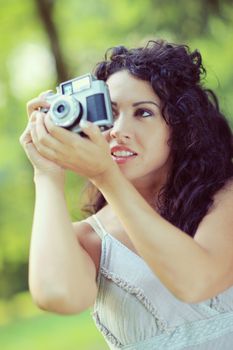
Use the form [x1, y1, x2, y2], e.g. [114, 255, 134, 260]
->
[20, 40, 233, 349]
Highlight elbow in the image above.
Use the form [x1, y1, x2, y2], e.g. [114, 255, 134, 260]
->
[170, 280, 211, 304]
[31, 292, 73, 314]
[29, 283, 97, 315]
[29, 286, 70, 314]
[173, 290, 202, 304]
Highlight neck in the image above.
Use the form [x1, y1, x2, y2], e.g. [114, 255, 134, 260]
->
[130, 179, 165, 210]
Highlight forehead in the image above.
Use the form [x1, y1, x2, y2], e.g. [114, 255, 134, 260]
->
[106, 70, 160, 104]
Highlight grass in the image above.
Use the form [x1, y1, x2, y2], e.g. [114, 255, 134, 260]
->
[0, 292, 108, 350]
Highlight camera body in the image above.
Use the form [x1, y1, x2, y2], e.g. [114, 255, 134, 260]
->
[42, 74, 113, 134]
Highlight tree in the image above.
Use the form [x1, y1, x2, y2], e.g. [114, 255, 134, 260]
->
[34, 0, 69, 82]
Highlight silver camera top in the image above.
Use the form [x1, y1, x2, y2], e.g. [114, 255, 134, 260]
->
[42, 74, 113, 134]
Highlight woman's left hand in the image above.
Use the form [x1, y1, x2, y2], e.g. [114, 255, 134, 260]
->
[31, 111, 117, 182]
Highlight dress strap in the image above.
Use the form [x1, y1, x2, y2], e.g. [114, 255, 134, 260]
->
[83, 214, 108, 240]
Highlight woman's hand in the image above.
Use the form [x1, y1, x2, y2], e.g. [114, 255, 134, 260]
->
[20, 92, 118, 182]
[19, 94, 65, 179]
[36, 112, 118, 182]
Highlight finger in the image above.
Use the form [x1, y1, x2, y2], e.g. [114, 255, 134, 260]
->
[79, 120, 104, 145]
[23, 140, 39, 160]
[27, 90, 54, 118]
[38, 90, 54, 99]
[27, 97, 50, 118]
[44, 113, 83, 145]
[30, 120, 58, 161]
[36, 113, 65, 152]
[19, 122, 33, 146]
[29, 110, 46, 123]
[30, 118, 39, 147]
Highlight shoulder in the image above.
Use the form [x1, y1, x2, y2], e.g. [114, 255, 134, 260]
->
[194, 178, 233, 256]
[193, 179, 233, 292]
[205, 179, 233, 227]
[212, 179, 233, 206]
[195, 179, 233, 238]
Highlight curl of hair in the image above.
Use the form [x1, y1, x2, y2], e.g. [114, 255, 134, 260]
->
[82, 40, 233, 237]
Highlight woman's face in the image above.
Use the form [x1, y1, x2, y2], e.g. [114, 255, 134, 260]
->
[105, 70, 171, 192]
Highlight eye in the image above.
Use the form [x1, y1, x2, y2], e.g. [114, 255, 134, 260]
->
[134, 108, 154, 118]
[111, 104, 119, 119]
[112, 108, 119, 120]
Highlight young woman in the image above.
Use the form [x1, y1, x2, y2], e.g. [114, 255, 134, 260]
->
[20, 40, 233, 349]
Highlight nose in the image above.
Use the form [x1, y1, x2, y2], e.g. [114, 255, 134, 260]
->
[109, 115, 133, 142]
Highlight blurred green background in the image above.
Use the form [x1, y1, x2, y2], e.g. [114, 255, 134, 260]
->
[0, 0, 233, 349]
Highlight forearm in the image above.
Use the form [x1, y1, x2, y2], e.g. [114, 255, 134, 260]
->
[93, 170, 214, 302]
[30, 174, 97, 312]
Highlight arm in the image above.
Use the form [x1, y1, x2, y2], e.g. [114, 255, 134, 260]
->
[30, 173, 97, 314]
[93, 169, 233, 303]
[20, 100, 97, 315]
[31, 113, 233, 303]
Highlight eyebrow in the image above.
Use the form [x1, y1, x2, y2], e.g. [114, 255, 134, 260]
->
[111, 100, 160, 108]
[133, 101, 160, 108]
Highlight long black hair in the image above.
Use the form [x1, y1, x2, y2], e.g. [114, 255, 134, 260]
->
[82, 40, 233, 237]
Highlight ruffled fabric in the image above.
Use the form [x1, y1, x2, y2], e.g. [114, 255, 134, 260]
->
[100, 267, 168, 333]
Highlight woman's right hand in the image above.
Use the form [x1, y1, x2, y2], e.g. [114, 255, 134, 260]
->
[19, 93, 64, 179]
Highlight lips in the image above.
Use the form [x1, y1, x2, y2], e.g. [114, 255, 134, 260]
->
[110, 146, 138, 164]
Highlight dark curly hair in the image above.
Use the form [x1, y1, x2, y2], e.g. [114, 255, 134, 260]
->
[82, 40, 233, 237]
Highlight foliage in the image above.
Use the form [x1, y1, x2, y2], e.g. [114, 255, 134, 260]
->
[0, 1, 232, 348]
[0, 292, 107, 349]
[0, 0, 232, 319]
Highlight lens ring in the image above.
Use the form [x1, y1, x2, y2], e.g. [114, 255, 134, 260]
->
[50, 95, 82, 127]
[52, 100, 70, 119]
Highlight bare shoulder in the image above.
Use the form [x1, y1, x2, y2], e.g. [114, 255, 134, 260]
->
[212, 179, 233, 205]
[194, 178, 233, 252]
[72, 219, 102, 274]
[194, 179, 233, 290]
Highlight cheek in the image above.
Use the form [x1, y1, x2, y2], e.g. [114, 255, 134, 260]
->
[145, 128, 171, 159]
[102, 129, 111, 143]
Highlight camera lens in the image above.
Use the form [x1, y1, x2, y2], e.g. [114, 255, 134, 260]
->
[52, 100, 70, 119]
[57, 104, 65, 113]
[50, 95, 82, 128]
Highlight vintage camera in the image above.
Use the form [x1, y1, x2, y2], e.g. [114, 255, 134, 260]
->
[42, 74, 113, 134]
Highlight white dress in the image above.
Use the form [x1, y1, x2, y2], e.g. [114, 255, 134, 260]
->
[84, 215, 233, 349]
